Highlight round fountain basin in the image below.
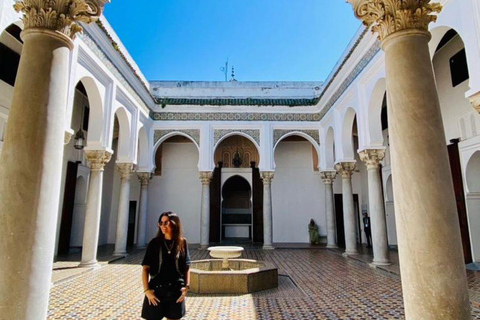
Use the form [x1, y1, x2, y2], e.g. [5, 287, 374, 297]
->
[189, 259, 278, 294]
[207, 246, 244, 259]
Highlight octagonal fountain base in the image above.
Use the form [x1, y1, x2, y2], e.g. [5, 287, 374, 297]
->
[190, 259, 278, 294]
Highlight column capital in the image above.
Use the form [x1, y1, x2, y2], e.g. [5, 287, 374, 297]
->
[261, 171, 275, 184]
[199, 171, 213, 185]
[468, 92, 480, 113]
[347, 0, 442, 42]
[85, 149, 112, 171]
[358, 149, 386, 170]
[14, 0, 109, 40]
[64, 130, 73, 145]
[335, 162, 356, 179]
[137, 172, 151, 186]
[320, 171, 337, 184]
[116, 163, 134, 179]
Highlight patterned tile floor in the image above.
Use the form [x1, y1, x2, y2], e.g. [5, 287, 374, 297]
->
[48, 247, 480, 320]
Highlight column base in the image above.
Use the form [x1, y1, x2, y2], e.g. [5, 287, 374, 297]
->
[327, 244, 338, 249]
[371, 260, 391, 267]
[342, 250, 359, 257]
[262, 245, 275, 250]
[78, 261, 101, 268]
[113, 251, 128, 257]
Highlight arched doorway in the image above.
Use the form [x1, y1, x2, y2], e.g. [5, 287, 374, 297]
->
[466, 152, 480, 263]
[212, 135, 262, 244]
[221, 176, 252, 242]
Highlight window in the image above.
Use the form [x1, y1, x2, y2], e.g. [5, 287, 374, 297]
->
[0, 43, 20, 86]
[450, 49, 469, 87]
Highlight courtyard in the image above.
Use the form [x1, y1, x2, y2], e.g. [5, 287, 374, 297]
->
[49, 247, 480, 320]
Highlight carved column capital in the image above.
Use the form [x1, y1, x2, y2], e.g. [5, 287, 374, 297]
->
[359, 149, 386, 170]
[320, 171, 337, 184]
[261, 171, 275, 185]
[199, 171, 213, 185]
[14, 0, 109, 40]
[335, 162, 356, 179]
[84, 149, 112, 171]
[137, 172, 151, 186]
[64, 131, 73, 145]
[347, 0, 442, 41]
[116, 163, 134, 179]
[469, 93, 480, 113]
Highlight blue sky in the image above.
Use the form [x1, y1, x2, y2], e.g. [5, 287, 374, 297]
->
[103, 1, 361, 82]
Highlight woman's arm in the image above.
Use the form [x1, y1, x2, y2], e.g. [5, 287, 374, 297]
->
[142, 265, 160, 305]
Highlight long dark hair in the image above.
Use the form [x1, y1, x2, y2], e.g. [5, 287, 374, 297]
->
[157, 211, 185, 254]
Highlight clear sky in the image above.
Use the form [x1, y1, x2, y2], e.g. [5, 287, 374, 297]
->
[103, 1, 362, 82]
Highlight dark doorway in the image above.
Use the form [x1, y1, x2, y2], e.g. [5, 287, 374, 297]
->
[221, 175, 252, 241]
[448, 140, 472, 264]
[58, 162, 79, 255]
[209, 164, 222, 243]
[334, 193, 361, 248]
[127, 201, 137, 247]
[252, 163, 264, 243]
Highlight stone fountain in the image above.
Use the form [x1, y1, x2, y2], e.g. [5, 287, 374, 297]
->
[189, 246, 278, 294]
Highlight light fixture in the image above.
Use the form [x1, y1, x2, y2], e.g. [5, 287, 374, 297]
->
[74, 105, 86, 150]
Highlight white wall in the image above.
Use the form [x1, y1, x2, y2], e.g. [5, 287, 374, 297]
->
[433, 35, 480, 142]
[147, 142, 201, 243]
[272, 141, 325, 243]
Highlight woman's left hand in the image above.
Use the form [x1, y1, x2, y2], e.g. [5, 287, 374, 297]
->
[176, 287, 188, 303]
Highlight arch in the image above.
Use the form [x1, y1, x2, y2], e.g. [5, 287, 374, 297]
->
[272, 131, 321, 169]
[466, 151, 480, 193]
[213, 132, 261, 168]
[386, 174, 394, 202]
[114, 105, 132, 160]
[77, 77, 104, 144]
[137, 125, 149, 171]
[222, 175, 252, 195]
[367, 78, 386, 146]
[325, 126, 335, 169]
[152, 132, 201, 172]
[341, 107, 357, 160]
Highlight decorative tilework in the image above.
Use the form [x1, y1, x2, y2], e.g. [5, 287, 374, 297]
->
[154, 97, 320, 106]
[214, 129, 261, 146]
[273, 129, 320, 146]
[152, 112, 321, 122]
[154, 129, 200, 146]
[47, 248, 480, 320]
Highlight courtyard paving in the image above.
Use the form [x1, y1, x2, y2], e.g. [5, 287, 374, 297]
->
[49, 247, 480, 320]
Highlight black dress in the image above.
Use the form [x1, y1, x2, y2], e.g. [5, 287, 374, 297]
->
[141, 237, 191, 320]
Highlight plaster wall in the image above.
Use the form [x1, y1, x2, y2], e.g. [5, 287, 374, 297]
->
[433, 35, 480, 142]
[272, 141, 325, 243]
[147, 142, 201, 243]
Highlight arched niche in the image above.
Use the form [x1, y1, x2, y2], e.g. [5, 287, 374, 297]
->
[153, 134, 200, 176]
[341, 107, 357, 160]
[367, 78, 386, 147]
[273, 133, 320, 171]
[137, 125, 149, 171]
[325, 126, 335, 169]
[113, 105, 132, 161]
[214, 135, 260, 169]
[77, 76, 104, 145]
[466, 152, 480, 193]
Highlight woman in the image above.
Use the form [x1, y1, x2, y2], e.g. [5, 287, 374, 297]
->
[141, 212, 191, 320]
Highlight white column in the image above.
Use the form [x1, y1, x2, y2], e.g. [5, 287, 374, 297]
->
[136, 172, 151, 249]
[348, 1, 471, 318]
[200, 171, 213, 249]
[335, 162, 358, 256]
[0, 2, 107, 318]
[261, 171, 275, 250]
[321, 171, 337, 248]
[113, 163, 134, 256]
[80, 150, 112, 267]
[359, 149, 390, 266]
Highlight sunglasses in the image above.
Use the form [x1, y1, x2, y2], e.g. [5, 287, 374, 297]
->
[159, 221, 170, 226]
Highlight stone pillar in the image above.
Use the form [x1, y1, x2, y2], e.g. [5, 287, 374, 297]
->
[359, 149, 390, 266]
[321, 171, 337, 248]
[114, 163, 134, 256]
[261, 172, 275, 250]
[0, 2, 107, 319]
[80, 149, 112, 267]
[348, 1, 470, 318]
[200, 171, 213, 249]
[136, 172, 151, 249]
[335, 162, 357, 256]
